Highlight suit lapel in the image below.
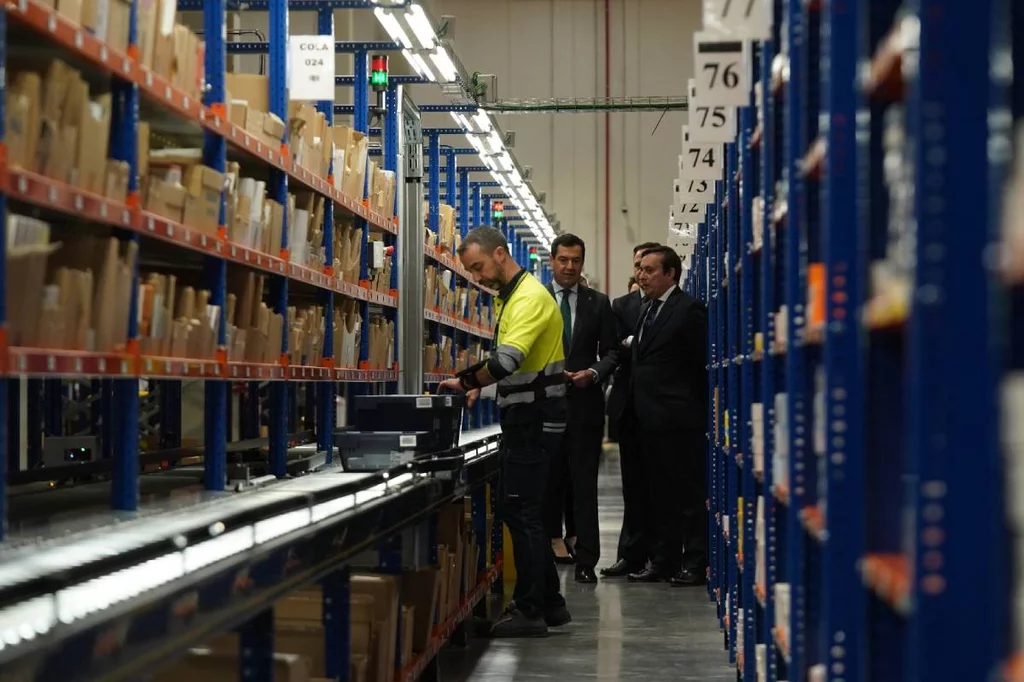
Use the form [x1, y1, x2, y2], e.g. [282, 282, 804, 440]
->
[638, 288, 681, 355]
[569, 287, 591, 354]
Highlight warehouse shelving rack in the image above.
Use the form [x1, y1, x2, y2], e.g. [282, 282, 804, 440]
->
[686, 0, 1018, 680]
[0, 0, 541, 679]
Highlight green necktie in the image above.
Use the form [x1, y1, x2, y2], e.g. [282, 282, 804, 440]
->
[560, 289, 572, 352]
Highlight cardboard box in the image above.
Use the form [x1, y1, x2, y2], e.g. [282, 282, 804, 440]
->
[226, 73, 270, 113]
[144, 175, 187, 223]
[150, 649, 311, 682]
[351, 574, 399, 682]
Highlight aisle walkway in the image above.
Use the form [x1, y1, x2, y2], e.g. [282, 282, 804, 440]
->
[441, 448, 732, 682]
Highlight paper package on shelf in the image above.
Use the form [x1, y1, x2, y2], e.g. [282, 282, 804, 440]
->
[336, 299, 362, 369]
[137, 273, 220, 360]
[752, 402, 764, 474]
[755, 495, 766, 591]
[773, 392, 789, 492]
[335, 125, 369, 201]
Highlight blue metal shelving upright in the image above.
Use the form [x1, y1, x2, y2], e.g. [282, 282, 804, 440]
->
[700, 0, 1017, 679]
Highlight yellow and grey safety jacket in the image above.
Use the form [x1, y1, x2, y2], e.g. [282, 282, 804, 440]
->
[488, 269, 567, 408]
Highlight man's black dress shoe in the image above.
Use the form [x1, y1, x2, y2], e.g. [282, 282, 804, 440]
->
[600, 559, 640, 577]
[575, 565, 598, 584]
[627, 567, 669, 583]
[669, 567, 706, 587]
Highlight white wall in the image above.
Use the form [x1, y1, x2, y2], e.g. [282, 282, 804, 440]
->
[217, 0, 701, 298]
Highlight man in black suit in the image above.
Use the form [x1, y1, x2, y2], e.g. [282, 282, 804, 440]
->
[545, 233, 619, 583]
[602, 242, 661, 578]
[626, 245, 709, 586]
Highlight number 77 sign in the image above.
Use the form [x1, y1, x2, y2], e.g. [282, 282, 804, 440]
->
[702, 0, 771, 40]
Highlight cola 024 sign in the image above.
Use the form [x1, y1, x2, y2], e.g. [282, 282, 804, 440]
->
[289, 36, 335, 101]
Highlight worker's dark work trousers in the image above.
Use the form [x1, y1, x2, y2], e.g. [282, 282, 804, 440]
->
[545, 417, 603, 567]
[640, 426, 708, 573]
[615, 409, 650, 567]
[501, 399, 568, 618]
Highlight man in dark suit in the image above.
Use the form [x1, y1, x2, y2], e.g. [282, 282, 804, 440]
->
[626, 245, 709, 586]
[545, 233, 619, 583]
[601, 242, 661, 578]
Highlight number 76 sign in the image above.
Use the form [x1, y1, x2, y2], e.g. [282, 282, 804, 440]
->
[693, 31, 751, 107]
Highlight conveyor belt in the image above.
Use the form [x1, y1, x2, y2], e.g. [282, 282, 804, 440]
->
[0, 427, 503, 682]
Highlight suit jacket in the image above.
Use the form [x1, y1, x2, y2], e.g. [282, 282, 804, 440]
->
[606, 290, 645, 421]
[547, 283, 619, 425]
[630, 286, 708, 431]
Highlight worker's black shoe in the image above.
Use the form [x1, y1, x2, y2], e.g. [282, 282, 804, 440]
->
[601, 559, 642, 577]
[544, 604, 572, 627]
[627, 567, 669, 583]
[489, 609, 548, 638]
[575, 565, 598, 584]
[669, 567, 706, 587]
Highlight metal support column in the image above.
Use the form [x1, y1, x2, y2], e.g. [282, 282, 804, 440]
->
[399, 97, 425, 393]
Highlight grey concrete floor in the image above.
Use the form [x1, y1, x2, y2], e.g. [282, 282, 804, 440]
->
[439, 447, 734, 682]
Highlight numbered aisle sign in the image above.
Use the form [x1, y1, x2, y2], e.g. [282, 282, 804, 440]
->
[675, 175, 714, 204]
[288, 35, 335, 101]
[681, 125, 724, 180]
[694, 32, 750, 107]
[702, 0, 771, 40]
[674, 201, 708, 222]
[688, 79, 736, 143]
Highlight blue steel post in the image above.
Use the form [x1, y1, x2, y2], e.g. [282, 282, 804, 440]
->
[459, 171, 471, 235]
[239, 609, 274, 682]
[323, 567, 351, 678]
[316, 6, 336, 461]
[820, 1, 865, 679]
[202, 0, 229, 490]
[471, 184, 481, 229]
[109, 0, 141, 510]
[428, 135, 441, 237]
[759, 26, 780, 681]
[725, 146, 739, 662]
[445, 149, 457, 207]
[355, 50, 371, 373]
[267, 0, 290, 478]
[385, 84, 400, 383]
[906, 0, 1006, 677]
[738, 112, 757, 682]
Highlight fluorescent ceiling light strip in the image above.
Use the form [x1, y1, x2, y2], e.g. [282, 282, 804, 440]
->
[374, 8, 413, 50]
[312, 494, 357, 523]
[429, 47, 459, 83]
[254, 508, 311, 545]
[405, 4, 438, 50]
[0, 595, 56, 652]
[183, 526, 255, 573]
[402, 49, 435, 82]
[56, 552, 185, 625]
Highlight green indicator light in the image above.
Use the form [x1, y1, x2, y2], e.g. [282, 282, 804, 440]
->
[371, 70, 388, 86]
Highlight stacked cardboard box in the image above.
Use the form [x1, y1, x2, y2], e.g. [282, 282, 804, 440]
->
[334, 126, 369, 201]
[225, 272, 285, 364]
[288, 102, 333, 179]
[53, 0, 133, 54]
[423, 203, 457, 252]
[137, 273, 219, 359]
[422, 335, 454, 375]
[335, 299, 362, 369]
[7, 220, 137, 354]
[285, 305, 325, 367]
[367, 161, 397, 218]
[226, 74, 287, 150]
[135, 0, 205, 102]
[366, 316, 394, 370]
[5, 61, 128, 201]
[366, 236, 392, 294]
[335, 219, 364, 283]
[455, 341, 483, 374]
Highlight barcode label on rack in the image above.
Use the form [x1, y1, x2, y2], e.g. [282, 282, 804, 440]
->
[688, 79, 737, 143]
[694, 34, 750, 107]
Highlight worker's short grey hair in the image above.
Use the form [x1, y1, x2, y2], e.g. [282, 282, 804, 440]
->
[458, 226, 509, 256]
